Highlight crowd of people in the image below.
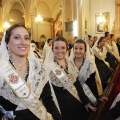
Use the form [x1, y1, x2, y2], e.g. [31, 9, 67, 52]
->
[0, 24, 120, 120]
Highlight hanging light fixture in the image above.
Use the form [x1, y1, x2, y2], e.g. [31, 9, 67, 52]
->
[3, 21, 10, 30]
[35, 14, 43, 22]
[96, 0, 106, 24]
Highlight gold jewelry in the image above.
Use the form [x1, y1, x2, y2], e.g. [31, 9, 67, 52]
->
[14, 62, 27, 74]
[8, 47, 12, 57]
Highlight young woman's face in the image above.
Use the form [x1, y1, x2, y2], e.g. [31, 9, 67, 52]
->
[88, 37, 94, 48]
[73, 43, 86, 59]
[53, 41, 67, 60]
[7, 27, 30, 58]
[99, 38, 106, 47]
[48, 40, 53, 46]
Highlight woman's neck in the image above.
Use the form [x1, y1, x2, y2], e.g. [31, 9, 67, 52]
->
[11, 55, 27, 65]
[55, 58, 66, 69]
[75, 57, 84, 63]
[98, 45, 103, 51]
[74, 57, 84, 69]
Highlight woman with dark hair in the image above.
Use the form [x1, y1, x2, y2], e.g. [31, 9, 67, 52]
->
[44, 36, 96, 120]
[109, 34, 120, 62]
[92, 37, 112, 90]
[0, 24, 62, 120]
[69, 39, 107, 106]
[104, 32, 118, 70]
[42, 38, 53, 60]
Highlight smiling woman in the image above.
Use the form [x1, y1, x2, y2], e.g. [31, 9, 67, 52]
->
[0, 24, 62, 120]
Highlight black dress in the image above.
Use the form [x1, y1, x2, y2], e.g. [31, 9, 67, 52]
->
[85, 72, 99, 100]
[51, 79, 90, 120]
[49, 60, 92, 120]
[95, 56, 112, 90]
[105, 52, 118, 70]
[103, 100, 120, 120]
[0, 82, 62, 120]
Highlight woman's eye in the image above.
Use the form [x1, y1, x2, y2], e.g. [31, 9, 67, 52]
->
[24, 36, 30, 40]
[74, 47, 78, 50]
[61, 47, 65, 49]
[80, 48, 83, 50]
[55, 47, 58, 50]
[14, 36, 20, 39]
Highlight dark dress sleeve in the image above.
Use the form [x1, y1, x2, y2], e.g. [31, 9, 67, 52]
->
[40, 81, 62, 120]
[103, 100, 120, 120]
[0, 96, 17, 119]
[85, 72, 99, 100]
[74, 78, 91, 105]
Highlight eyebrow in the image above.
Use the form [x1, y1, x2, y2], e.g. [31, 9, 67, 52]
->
[12, 34, 29, 36]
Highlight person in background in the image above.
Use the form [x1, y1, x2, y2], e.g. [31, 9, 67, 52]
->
[116, 37, 120, 56]
[42, 38, 53, 60]
[110, 34, 120, 62]
[0, 24, 62, 120]
[93, 36, 98, 47]
[92, 37, 112, 90]
[104, 32, 118, 70]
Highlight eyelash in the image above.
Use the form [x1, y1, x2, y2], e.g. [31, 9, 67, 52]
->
[74, 48, 83, 50]
[14, 36, 30, 40]
[55, 47, 66, 50]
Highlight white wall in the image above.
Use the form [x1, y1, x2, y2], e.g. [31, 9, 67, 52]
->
[90, 0, 115, 37]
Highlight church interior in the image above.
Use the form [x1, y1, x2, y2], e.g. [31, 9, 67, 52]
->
[0, 0, 120, 120]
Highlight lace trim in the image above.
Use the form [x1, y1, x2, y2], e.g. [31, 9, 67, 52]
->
[0, 82, 20, 105]
[28, 58, 47, 97]
[49, 59, 78, 87]
[0, 58, 47, 106]
[78, 58, 95, 83]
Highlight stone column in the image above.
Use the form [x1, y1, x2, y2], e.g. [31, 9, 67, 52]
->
[115, 0, 120, 35]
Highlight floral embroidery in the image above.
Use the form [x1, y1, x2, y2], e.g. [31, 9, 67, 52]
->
[8, 73, 19, 84]
[55, 69, 61, 75]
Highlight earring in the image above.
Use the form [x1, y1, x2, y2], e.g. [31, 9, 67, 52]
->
[8, 47, 12, 57]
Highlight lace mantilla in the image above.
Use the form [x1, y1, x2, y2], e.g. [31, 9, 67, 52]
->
[49, 59, 78, 87]
[0, 79, 20, 105]
[0, 58, 47, 106]
[27, 58, 48, 97]
[78, 57, 96, 83]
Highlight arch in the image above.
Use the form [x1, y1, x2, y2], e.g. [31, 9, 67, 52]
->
[3, 0, 25, 21]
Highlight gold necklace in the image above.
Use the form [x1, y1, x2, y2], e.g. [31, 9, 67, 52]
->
[14, 61, 27, 75]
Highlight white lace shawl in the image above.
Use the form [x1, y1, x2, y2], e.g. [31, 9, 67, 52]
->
[92, 46, 107, 60]
[0, 58, 47, 109]
[42, 41, 51, 59]
[112, 41, 120, 61]
[74, 57, 95, 83]
[104, 42, 113, 53]
[92, 46, 110, 67]
[0, 32, 48, 109]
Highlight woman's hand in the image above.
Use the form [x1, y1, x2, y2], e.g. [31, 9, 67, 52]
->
[99, 96, 108, 102]
[85, 103, 97, 112]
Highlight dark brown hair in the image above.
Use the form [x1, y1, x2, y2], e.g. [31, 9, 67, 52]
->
[5, 24, 31, 44]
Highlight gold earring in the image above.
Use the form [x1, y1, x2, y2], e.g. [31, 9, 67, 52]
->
[8, 47, 12, 57]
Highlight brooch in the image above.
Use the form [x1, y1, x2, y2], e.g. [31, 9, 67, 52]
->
[55, 69, 61, 75]
[8, 73, 19, 84]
